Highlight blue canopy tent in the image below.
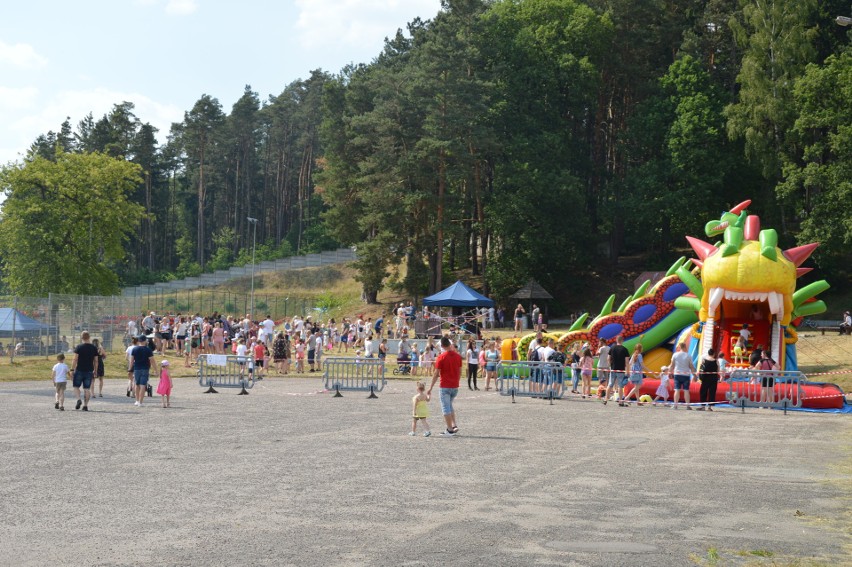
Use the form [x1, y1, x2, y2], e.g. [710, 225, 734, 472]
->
[422, 280, 494, 308]
[421, 281, 493, 337]
[0, 307, 60, 355]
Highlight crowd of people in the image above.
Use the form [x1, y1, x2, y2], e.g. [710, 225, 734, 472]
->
[48, 304, 802, 418]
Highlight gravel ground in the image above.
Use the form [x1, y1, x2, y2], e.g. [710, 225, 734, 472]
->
[0, 376, 850, 567]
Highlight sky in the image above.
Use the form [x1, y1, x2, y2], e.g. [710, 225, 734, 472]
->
[0, 0, 443, 165]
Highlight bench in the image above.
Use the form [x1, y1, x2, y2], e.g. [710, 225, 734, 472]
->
[808, 319, 846, 335]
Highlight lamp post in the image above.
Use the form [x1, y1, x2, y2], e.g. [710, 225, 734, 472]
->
[247, 217, 258, 322]
[837, 15, 852, 26]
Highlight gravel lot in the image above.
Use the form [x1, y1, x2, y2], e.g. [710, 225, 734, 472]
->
[0, 376, 850, 566]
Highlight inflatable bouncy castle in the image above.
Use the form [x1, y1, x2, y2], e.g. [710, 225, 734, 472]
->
[548, 199, 845, 409]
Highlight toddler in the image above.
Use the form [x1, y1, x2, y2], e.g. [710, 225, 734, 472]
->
[733, 335, 746, 364]
[653, 365, 672, 405]
[294, 339, 305, 373]
[156, 359, 172, 407]
[52, 353, 69, 410]
[409, 382, 431, 437]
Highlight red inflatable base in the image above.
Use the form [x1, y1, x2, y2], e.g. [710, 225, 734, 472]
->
[629, 379, 845, 410]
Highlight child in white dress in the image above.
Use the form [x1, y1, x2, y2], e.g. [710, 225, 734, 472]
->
[653, 365, 671, 405]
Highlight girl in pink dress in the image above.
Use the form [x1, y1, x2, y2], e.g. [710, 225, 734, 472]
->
[156, 359, 172, 407]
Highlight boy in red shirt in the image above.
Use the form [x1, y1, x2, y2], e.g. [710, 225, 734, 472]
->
[428, 336, 463, 436]
[253, 340, 267, 379]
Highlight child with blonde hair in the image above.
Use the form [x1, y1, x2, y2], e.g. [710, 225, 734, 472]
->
[653, 365, 672, 406]
[52, 353, 69, 410]
[733, 335, 746, 364]
[409, 382, 431, 437]
[294, 339, 305, 373]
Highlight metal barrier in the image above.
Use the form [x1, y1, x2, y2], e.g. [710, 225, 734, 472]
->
[323, 357, 386, 398]
[197, 355, 255, 395]
[496, 360, 566, 404]
[726, 369, 804, 412]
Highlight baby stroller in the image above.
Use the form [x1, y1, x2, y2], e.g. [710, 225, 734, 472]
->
[393, 352, 411, 375]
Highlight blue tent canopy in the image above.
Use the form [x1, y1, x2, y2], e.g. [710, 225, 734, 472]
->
[0, 307, 56, 337]
[422, 280, 494, 308]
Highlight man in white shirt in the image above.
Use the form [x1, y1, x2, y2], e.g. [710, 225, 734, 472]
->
[364, 335, 374, 358]
[262, 315, 275, 344]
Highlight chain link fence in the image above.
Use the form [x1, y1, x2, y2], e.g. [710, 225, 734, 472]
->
[0, 291, 313, 356]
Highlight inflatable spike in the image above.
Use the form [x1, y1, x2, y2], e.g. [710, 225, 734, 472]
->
[568, 313, 588, 332]
[676, 265, 703, 298]
[690, 259, 703, 268]
[796, 267, 813, 278]
[729, 199, 751, 215]
[674, 296, 701, 312]
[686, 236, 717, 261]
[665, 257, 685, 277]
[792, 280, 830, 308]
[793, 300, 827, 318]
[744, 215, 760, 240]
[616, 296, 632, 313]
[783, 243, 819, 267]
[633, 280, 651, 300]
[759, 229, 778, 261]
[598, 295, 615, 318]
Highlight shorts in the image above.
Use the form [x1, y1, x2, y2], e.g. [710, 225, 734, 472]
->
[255, 359, 264, 368]
[581, 370, 593, 377]
[608, 371, 627, 388]
[761, 376, 775, 387]
[733, 346, 743, 356]
[597, 367, 609, 383]
[629, 372, 643, 384]
[55, 382, 67, 393]
[72, 370, 93, 389]
[673, 374, 691, 390]
[485, 362, 496, 372]
[134, 368, 150, 386]
[439, 388, 459, 416]
[307, 349, 316, 363]
[161, 331, 172, 341]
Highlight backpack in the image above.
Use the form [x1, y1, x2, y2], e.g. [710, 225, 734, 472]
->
[548, 350, 566, 365]
[529, 347, 541, 362]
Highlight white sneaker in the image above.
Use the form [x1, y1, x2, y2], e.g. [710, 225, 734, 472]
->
[408, 431, 415, 436]
[134, 401, 140, 406]
[423, 431, 431, 437]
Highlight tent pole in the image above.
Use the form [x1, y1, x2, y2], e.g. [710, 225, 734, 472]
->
[10, 296, 17, 363]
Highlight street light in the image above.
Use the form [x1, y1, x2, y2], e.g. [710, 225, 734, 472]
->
[837, 15, 852, 26]
[247, 217, 258, 322]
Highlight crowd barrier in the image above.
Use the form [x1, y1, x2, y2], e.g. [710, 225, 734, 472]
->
[496, 360, 566, 404]
[323, 357, 386, 398]
[197, 354, 255, 395]
[727, 368, 804, 413]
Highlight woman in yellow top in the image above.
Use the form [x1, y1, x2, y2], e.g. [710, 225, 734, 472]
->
[409, 382, 432, 437]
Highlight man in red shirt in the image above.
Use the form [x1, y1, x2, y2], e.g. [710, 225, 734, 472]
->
[428, 336, 463, 436]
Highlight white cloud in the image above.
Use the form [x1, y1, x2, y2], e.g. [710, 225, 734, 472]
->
[294, 0, 441, 49]
[165, 0, 199, 15]
[0, 86, 39, 110]
[134, 0, 198, 15]
[0, 87, 184, 164]
[0, 41, 48, 69]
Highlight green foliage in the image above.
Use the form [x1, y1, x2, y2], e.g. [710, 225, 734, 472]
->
[9, 0, 848, 305]
[726, 0, 818, 180]
[0, 151, 145, 295]
[314, 292, 344, 313]
[779, 46, 852, 274]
